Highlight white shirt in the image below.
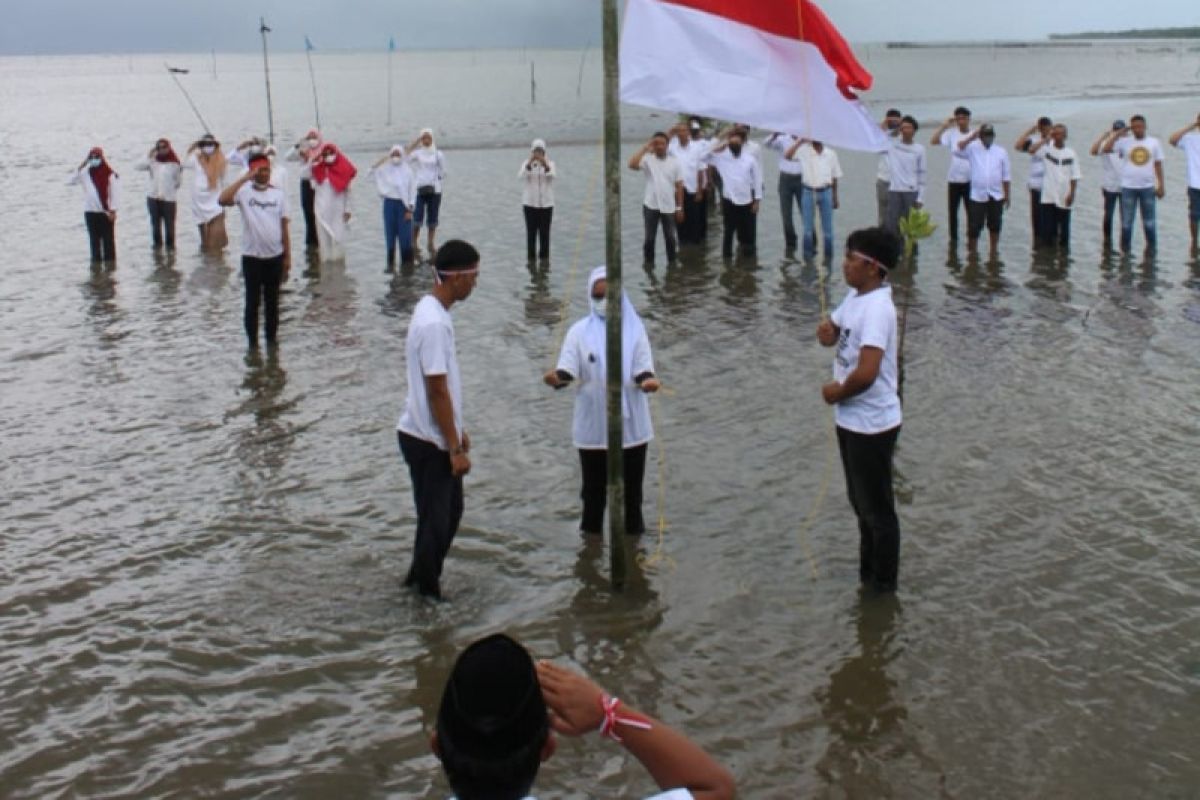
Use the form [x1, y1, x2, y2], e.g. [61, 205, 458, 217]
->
[1114, 135, 1164, 190]
[1021, 138, 1048, 190]
[743, 138, 766, 196]
[135, 158, 182, 202]
[952, 140, 1011, 202]
[372, 160, 418, 207]
[704, 148, 762, 205]
[764, 133, 805, 176]
[398, 295, 463, 450]
[886, 140, 927, 203]
[186, 153, 225, 224]
[1039, 144, 1082, 209]
[795, 144, 842, 189]
[68, 168, 120, 213]
[831, 285, 901, 434]
[232, 182, 288, 258]
[639, 153, 683, 213]
[408, 148, 446, 192]
[1096, 150, 1122, 194]
[518, 158, 556, 208]
[668, 137, 709, 192]
[938, 127, 973, 183]
[876, 130, 899, 182]
[1172, 131, 1200, 189]
[557, 315, 655, 449]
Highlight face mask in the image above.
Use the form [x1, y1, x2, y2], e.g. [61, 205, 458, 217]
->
[323, 154, 336, 165]
[306, 138, 319, 148]
[88, 157, 102, 168]
[590, 297, 606, 318]
[390, 155, 403, 165]
[201, 145, 215, 155]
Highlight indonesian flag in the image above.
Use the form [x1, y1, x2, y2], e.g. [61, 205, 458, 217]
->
[620, 0, 888, 152]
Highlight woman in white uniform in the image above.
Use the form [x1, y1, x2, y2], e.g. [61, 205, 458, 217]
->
[185, 133, 228, 251]
[309, 142, 357, 262]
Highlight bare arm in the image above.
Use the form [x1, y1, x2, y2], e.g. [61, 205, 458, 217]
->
[218, 172, 252, 206]
[823, 346, 884, 405]
[628, 142, 651, 171]
[537, 661, 735, 800]
[425, 374, 469, 475]
[784, 137, 805, 160]
[1168, 120, 1199, 147]
[1089, 131, 1109, 156]
[929, 116, 953, 145]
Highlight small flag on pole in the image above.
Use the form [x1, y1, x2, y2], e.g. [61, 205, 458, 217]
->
[304, 35, 315, 52]
[389, 36, 396, 52]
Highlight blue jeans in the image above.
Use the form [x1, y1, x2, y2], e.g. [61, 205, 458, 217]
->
[1119, 187, 1157, 252]
[800, 185, 834, 258]
[778, 172, 804, 248]
[383, 197, 413, 263]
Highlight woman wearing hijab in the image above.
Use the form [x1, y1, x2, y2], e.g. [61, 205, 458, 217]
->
[185, 133, 228, 251]
[405, 128, 447, 261]
[135, 138, 181, 250]
[519, 138, 556, 261]
[370, 145, 417, 267]
[285, 128, 322, 250]
[543, 266, 661, 536]
[69, 146, 120, 262]
[308, 142, 357, 262]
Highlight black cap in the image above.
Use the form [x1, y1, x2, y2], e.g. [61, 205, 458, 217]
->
[1112, 119, 1126, 131]
[980, 124, 995, 135]
[885, 108, 902, 118]
[437, 634, 548, 759]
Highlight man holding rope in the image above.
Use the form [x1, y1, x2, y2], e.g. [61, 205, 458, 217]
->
[816, 227, 903, 593]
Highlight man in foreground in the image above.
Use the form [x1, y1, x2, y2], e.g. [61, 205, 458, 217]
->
[432, 633, 736, 799]
[817, 227, 903, 593]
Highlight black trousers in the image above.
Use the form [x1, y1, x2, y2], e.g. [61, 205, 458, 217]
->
[578, 444, 648, 535]
[967, 198, 1004, 240]
[1045, 206, 1071, 249]
[1101, 190, 1120, 245]
[147, 198, 177, 249]
[242, 254, 283, 347]
[85, 212, 115, 262]
[721, 198, 756, 257]
[300, 179, 318, 248]
[680, 192, 707, 244]
[399, 431, 464, 597]
[836, 425, 901, 591]
[947, 181, 970, 240]
[1030, 188, 1055, 245]
[642, 206, 678, 262]
[523, 205, 553, 259]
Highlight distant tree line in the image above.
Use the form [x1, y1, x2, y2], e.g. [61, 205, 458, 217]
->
[1051, 27, 1200, 41]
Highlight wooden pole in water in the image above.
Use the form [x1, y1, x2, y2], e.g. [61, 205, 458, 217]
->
[530, 61, 536, 105]
[259, 19, 276, 145]
[602, 0, 627, 589]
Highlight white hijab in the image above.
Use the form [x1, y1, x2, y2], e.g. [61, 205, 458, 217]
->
[582, 265, 644, 418]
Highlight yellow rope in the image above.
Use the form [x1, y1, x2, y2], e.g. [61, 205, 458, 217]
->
[637, 393, 676, 573]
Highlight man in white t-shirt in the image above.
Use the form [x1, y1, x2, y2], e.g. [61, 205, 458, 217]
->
[816, 227, 903, 593]
[929, 106, 974, 242]
[876, 109, 903, 226]
[629, 132, 684, 264]
[1089, 120, 1126, 251]
[1168, 112, 1200, 251]
[764, 131, 805, 251]
[396, 240, 480, 600]
[953, 124, 1011, 254]
[218, 153, 290, 349]
[1015, 116, 1054, 246]
[884, 116, 926, 240]
[1101, 113, 1166, 254]
[1038, 124, 1082, 250]
[668, 123, 709, 245]
[433, 633, 735, 800]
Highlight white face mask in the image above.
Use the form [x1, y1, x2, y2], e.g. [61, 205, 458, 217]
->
[590, 297, 606, 318]
[201, 145, 216, 155]
[306, 137, 319, 148]
[323, 154, 336, 165]
[88, 157, 102, 168]
[390, 155, 403, 165]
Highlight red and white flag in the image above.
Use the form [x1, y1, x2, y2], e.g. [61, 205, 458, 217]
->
[620, 0, 888, 152]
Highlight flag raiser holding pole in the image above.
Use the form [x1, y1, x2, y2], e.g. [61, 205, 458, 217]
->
[619, 0, 887, 152]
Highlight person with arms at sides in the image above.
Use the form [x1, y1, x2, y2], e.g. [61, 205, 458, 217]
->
[876, 109, 903, 227]
[1168, 112, 1200, 252]
[629, 132, 684, 264]
[544, 266, 660, 538]
[284, 128, 322, 251]
[396, 240, 480, 601]
[185, 133, 229, 252]
[519, 138, 556, 262]
[1101, 114, 1166, 255]
[883, 116, 926, 241]
[69, 146, 120, 264]
[1037, 124, 1082, 250]
[816, 227, 903, 593]
[308, 142, 356, 263]
[1014, 116, 1054, 247]
[219, 153, 290, 350]
[668, 123, 709, 245]
[135, 138, 181, 251]
[1089, 120, 1126, 252]
[370, 144, 417, 268]
[432, 633, 736, 800]
[929, 106, 974, 243]
[764, 131, 805, 252]
[786, 137, 843, 261]
[704, 129, 763, 259]
[406, 128, 447, 261]
[953, 123, 1011, 255]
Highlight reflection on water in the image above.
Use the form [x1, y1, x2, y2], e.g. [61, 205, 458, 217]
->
[228, 349, 293, 472]
[523, 261, 561, 328]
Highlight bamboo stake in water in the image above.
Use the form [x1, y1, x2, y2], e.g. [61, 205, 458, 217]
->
[259, 19, 275, 145]
[602, 0, 626, 589]
[305, 38, 322, 131]
[530, 61, 536, 105]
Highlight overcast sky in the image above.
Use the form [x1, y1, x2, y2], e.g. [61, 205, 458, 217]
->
[2, 0, 1198, 54]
